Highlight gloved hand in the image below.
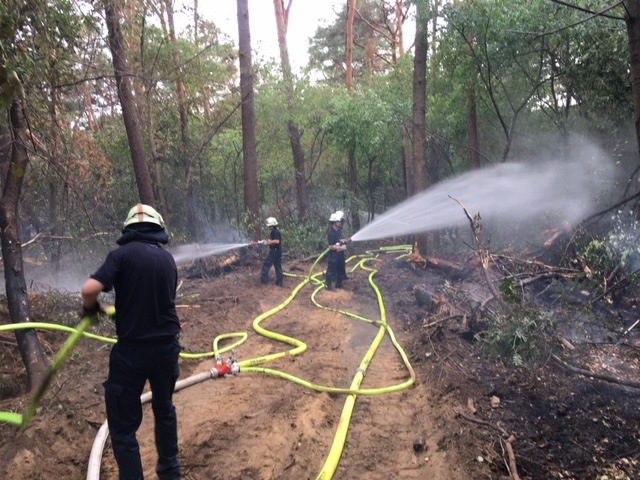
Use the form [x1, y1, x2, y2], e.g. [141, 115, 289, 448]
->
[81, 301, 103, 323]
[259, 239, 267, 245]
[335, 243, 347, 251]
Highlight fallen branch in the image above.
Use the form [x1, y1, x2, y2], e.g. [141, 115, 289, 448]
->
[453, 407, 508, 436]
[423, 314, 464, 329]
[551, 354, 640, 389]
[453, 407, 521, 480]
[502, 435, 522, 480]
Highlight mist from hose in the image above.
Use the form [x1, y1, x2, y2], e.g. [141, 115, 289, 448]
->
[170, 243, 248, 265]
[351, 155, 614, 242]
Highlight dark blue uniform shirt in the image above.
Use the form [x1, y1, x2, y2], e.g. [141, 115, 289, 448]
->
[91, 241, 181, 343]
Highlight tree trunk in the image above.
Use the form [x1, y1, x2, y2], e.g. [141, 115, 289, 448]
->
[47, 88, 63, 273]
[348, 145, 361, 232]
[0, 98, 49, 392]
[346, 0, 356, 92]
[166, 0, 197, 238]
[412, 1, 429, 255]
[395, 0, 405, 59]
[273, 0, 310, 220]
[237, 0, 260, 237]
[467, 88, 480, 169]
[104, 0, 156, 205]
[624, 0, 640, 164]
[403, 124, 414, 197]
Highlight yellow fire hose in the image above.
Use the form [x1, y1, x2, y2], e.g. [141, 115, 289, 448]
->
[0, 244, 415, 480]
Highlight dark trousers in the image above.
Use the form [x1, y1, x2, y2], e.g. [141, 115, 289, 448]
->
[261, 249, 283, 285]
[326, 251, 339, 284]
[104, 341, 182, 480]
[337, 251, 347, 282]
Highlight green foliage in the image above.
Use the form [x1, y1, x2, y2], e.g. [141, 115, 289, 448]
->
[281, 218, 329, 258]
[499, 278, 521, 304]
[571, 211, 640, 289]
[476, 308, 553, 366]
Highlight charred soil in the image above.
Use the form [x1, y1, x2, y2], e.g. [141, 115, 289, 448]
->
[0, 245, 639, 480]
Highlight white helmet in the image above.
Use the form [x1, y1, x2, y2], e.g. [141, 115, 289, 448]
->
[334, 210, 345, 222]
[329, 213, 342, 223]
[123, 203, 165, 229]
[266, 217, 278, 227]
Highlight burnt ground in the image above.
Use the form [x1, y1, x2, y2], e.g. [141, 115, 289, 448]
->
[0, 242, 639, 480]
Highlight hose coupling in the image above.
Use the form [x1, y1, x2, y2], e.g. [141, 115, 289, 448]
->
[210, 355, 240, 378]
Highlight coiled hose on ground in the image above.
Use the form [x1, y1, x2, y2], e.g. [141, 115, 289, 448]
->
[0, 245, 415, 480]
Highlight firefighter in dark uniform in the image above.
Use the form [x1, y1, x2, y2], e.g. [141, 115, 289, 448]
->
[333, 210, 352, 284]
[81, 204, 182, 480]
[326, 213, 346, 291]
[260, 217, 284, 286]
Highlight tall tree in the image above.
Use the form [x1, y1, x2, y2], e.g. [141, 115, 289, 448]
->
[237, 0, 260, 236]
[623, 0, 640, 164]
[273, 0, 309, 220]
[104, 0, 156, 205]
[455, 0, 480, 169]
[165, 0, 198, 238]
[0, 94, 49, 391]
[412, 0, 428, 255]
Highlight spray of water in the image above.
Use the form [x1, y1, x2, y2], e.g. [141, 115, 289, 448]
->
[170, 243, 249, 265]
[351, 155, 615, 242]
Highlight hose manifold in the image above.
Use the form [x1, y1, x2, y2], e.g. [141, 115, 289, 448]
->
[210, 357, 240, 378]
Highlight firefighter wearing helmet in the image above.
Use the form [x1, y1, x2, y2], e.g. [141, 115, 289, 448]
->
[255, 216, 284, 286]
[81, 203, 182, 480]
[326, 212, 347, 291]
[333, 211, 352, 284]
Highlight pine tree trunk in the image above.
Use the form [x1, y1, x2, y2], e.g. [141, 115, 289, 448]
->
[237, 0, 260, 237]
[0, 98, 49, 392]
[104, 0, 156, 206]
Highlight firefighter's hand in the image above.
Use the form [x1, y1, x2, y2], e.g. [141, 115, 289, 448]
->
[259, 239, 267, 245]
[81, 302, 104, 323]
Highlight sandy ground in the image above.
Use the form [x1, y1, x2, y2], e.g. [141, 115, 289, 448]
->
[1, 245, 639, 479]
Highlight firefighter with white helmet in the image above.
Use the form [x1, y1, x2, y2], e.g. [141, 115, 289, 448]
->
[333, 210, 352, 284]
[256, 216, 284, 286]
[326, 212, 347, 291]
[81, 203, 182, 480]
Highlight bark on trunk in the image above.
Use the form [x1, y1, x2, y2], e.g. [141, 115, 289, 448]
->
[104, 0, 156, 205]
[624, 0, 640, 164]
[166, 0, 197, 238]
[237, 0, 260, 237]
[1, 98, 49, 392]
[412, 2, 429, 255]
[348, 146, 361, 232]
[273, 0, 310, 220]
[346, 0, 356, 91]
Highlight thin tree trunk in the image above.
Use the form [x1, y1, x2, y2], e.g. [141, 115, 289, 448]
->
[346, 0, 356, 91]
[412, 0, 429, 255]
[166, 0, 197, 238]
[273, 0, 309, 220]
[47, 88, 63, 273]
[468, 89, 480, 169]
[104, 0, 155, 205]
[396, 0, 404, 58]
[403, 124, 414, 197]
[624, 0, 640, 164]
[348, 145, 361, 232]
[0, 98, 49, 392]
[237, 0, 260, 237]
